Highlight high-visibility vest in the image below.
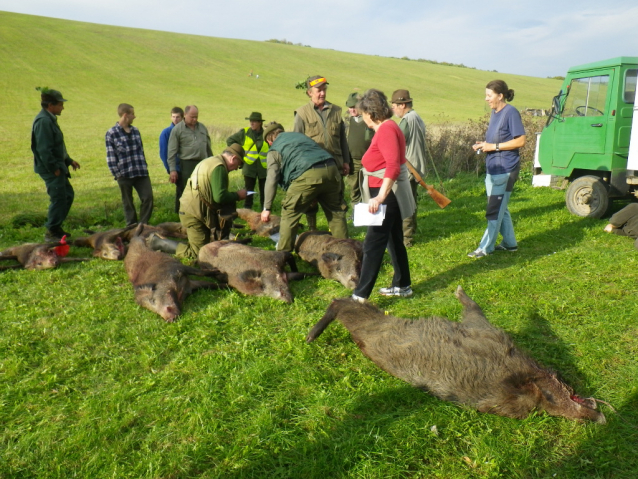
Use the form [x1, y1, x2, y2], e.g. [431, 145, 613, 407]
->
[242, 127, 268, 166]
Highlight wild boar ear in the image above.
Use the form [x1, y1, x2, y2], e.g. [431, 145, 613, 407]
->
[321, 252, 342, 266]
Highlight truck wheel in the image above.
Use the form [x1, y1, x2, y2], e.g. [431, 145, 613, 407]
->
[565, 175, 609, 218]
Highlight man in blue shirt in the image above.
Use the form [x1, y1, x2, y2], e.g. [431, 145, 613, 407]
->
[160, 106, 184, 213]
[105, 103, 154, 225]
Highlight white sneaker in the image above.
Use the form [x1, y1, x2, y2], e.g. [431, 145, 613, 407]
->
[351, 294, 366, 303]
[378, 286, 413, 297]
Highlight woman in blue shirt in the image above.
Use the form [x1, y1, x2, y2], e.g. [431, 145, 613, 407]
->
[469, 80, 526, 258]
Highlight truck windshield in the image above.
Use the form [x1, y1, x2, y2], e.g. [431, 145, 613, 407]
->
[562, 75, 609, 117]
[624, 69, 637, 103]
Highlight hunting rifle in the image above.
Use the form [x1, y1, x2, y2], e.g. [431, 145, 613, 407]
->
[404, 160, 451, 208]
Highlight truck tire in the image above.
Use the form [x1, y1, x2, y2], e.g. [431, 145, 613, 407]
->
[565, 175, 609, 218]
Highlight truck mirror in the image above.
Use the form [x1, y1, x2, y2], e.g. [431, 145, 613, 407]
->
[546, 94, 564, 126]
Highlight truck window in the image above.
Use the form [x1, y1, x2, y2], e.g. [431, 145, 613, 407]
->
[562, 75, 609, 117]
[624, 69, 637, 103]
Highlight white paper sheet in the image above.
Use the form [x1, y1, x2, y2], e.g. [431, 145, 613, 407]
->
[353, 202, 386, 226]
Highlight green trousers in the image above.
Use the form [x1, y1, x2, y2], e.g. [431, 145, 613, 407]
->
[39, 171, 74, 231]
[176, 210, 233, 259]
[278, 164, 348, 252]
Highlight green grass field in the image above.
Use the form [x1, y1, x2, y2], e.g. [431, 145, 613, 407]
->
[1, 10, 637, 479]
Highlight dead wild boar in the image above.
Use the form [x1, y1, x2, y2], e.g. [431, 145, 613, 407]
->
[295, 231, 363, 289]
[0, 241, 89, 270]
[198, 241, 315, 303]
[120, 223, 187, 241]
[306, 286, 606, 423]
[153, 222, 187, 238]
[73, 224, 136, 260]
[124, 225, 223, 322]
[236, 208, 280, 237]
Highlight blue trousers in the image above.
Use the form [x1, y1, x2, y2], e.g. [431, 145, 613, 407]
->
[477, 166, 519, 253]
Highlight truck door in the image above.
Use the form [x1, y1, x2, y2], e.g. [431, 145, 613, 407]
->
[551, 71, 614, 170]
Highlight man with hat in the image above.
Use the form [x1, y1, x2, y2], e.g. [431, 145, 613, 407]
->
[148, 144, 248, 259]
[31, 87, 81, 242]
[226, 112, 268, 211]
[166, 105, 213, 202]
[260, 122, 348, 253]
[391, 89, 427, 247]
[293, 75, 350, 230]
[345, 92, 374, 206]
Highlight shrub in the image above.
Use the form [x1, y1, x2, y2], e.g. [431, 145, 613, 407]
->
[425, 114, 545, 181]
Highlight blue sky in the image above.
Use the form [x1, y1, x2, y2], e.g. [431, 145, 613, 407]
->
[2, 0, 637, 77]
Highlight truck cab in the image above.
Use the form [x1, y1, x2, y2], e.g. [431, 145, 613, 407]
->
[532, 57, 638, 217]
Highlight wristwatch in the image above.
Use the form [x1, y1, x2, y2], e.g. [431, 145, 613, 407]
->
[495, 143, 500, 152]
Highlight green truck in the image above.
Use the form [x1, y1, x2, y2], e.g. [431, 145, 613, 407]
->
[532, 57, 638, 217]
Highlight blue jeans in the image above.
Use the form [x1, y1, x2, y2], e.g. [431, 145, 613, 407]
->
[477, 166, 519, 253]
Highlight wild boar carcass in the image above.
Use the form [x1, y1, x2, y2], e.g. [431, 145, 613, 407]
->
[198, 241, 314, 303]
[295, 231, 362, 289]
[124, 225, 223, 321]
[306, 286, 606, 423]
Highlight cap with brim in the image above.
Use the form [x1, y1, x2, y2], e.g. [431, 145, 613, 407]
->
[263, 122, 285, 140]
[41, 89, 68, 102]
[306, 75, 328, 89]
[346, 92, 359, 108]
[391, 89, 412, 104]
[245, 112, 264, 122]
[226, 143, 245, 159]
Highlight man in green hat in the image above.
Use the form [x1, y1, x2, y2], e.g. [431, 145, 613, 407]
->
[345, 92, 374, 206]
[293, 75, 350, 230]
[260, 122, 348, 253]
[391, 89, 427, 247]
[148, 144, 247, 259]
[226, 112, 268, 211]
[31, 87, 81, 242]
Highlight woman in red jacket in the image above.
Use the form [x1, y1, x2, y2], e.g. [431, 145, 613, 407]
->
[352, 89, 415, 301]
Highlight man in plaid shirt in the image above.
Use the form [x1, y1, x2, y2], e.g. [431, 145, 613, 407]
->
[105, 103, 154, 225]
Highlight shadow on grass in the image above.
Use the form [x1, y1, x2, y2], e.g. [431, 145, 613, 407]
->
[219, 386, 432, 479]
[548, 390, 638, 477]
[413, 201, 590, 294]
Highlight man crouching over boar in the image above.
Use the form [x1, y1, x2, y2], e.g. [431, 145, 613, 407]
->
[307, 286, 606, 423]
[148, 143, 247, 258]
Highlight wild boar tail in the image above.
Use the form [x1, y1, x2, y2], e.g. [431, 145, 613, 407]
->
[306, 298, 346, 343]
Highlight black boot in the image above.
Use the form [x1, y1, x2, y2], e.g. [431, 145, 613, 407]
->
[147, 233, 179, 254]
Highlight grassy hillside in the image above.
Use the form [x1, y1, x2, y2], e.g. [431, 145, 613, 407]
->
[0, 10, 561, 226]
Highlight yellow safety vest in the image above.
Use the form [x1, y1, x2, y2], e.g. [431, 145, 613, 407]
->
[242, 127, 268, 166]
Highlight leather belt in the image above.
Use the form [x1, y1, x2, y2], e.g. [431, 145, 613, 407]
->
[310, 159, 336, 169]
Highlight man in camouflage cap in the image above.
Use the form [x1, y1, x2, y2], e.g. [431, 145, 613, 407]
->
[31, 87, 81, 242]
[293, 75, 350, 230]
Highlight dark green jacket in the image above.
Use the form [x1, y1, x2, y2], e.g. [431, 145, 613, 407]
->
[31, 109, 72, 176]
[269, 132, 332, 190]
